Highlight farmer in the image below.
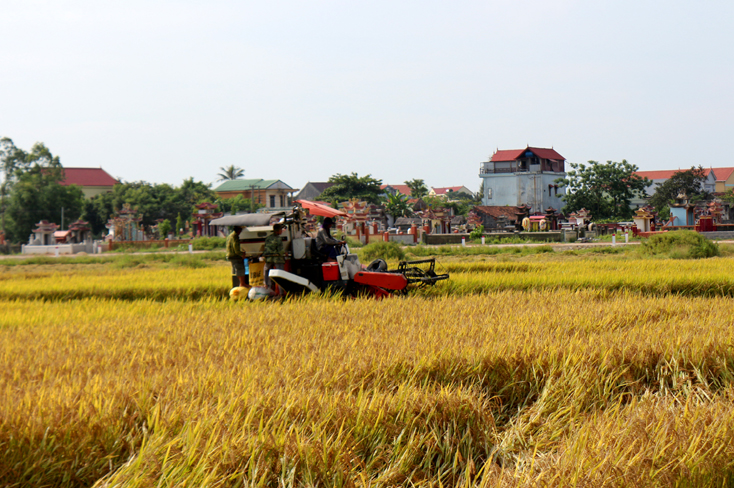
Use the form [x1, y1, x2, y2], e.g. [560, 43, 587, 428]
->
[263, 223, 286, 289]
[226, 225, 248, 287]
[316, 217, 346, 260]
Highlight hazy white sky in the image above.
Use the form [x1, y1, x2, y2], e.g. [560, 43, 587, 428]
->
[2, 0, 733, 192]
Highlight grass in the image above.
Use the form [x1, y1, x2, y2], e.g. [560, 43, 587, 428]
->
[4, 250, 734, 486]
[407, 243, 556, 257]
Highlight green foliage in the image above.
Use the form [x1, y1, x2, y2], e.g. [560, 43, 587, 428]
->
[649, 167, 708, 210]
[83, 178, 216, 236]
[422, 195, 472, 217]
[360, 241, 406, 261]
[469, 225, 484, 240]
[404, 178, 428, 198]
[344, 236, 363, 248]
[215, 194, 262, 215]
[319, 173, 383, 205]
[158, 219, 172, 238]
[639, 230, 719, 259]
[175, 214, 184, 236]
[1, 139, 85, 242]
[384, 192, 413, 219]
[217, 165, 244, 182]
[556, 160, 648, 220]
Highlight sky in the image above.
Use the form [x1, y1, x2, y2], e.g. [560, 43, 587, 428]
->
[2, 0, 733, 193]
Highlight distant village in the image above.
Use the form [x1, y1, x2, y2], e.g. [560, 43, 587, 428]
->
[7, 145, 734, 255]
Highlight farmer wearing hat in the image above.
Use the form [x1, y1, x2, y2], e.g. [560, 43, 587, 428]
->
[226, 226, 248, 287]
[316, 217, 346, 260]
[263, 223, 286, 289]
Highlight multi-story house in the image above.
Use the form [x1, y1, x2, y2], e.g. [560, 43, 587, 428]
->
[479, 146, 566, 212]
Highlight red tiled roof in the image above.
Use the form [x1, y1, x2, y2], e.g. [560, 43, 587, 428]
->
[380, 184, 412, 196]
[490, 149, 524, 162]
[714, 167, 734, 181]
[634, 170, 680, 180]
[635, 168, 716, 181]
[472, 206, 519, 219]
[60, 167, 118, 187]
[432, 186, 468, 195]
[490, 146, 565, 162]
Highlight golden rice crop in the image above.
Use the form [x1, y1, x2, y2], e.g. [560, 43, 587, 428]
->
[2, 255, 734, 486]
[4, 255, 734, 301]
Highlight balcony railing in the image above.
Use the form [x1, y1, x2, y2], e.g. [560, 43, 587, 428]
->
[479, 166, 529, 175]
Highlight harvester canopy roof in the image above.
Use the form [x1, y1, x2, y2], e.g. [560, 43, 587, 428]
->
[296, 200, 347, 218]
[210, 212, 285, 228]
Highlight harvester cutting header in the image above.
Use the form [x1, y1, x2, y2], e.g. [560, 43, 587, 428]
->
[210, 200, 449, 299]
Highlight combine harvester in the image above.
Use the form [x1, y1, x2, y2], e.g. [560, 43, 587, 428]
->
[210, 200, 449, 299]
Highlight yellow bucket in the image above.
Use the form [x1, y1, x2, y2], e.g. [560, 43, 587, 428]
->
[249, 262, 265, 287]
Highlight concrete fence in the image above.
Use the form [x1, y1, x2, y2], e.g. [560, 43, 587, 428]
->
[22, 240, 96, 255]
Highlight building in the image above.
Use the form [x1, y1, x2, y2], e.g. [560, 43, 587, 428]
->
[714, 168, 734, 193]
[429, 186, 474, 198]
[469, 206, 520, 230]
[214, 179, 298, 211]
[59, 167, 118, 199]
[479, 146, 566, 212]
[381, 184, 413, 197]
[634, 169, 717, 197]
[293, 182, 334, 202]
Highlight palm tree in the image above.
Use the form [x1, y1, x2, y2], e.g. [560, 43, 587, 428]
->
[384, 192, 413, 227]
[217, 165, 245, 182]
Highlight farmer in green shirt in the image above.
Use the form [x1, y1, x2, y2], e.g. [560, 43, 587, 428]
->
[226, 226, 248, 288]
[263, 223, 285, 290]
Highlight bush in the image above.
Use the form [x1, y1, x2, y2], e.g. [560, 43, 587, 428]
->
[344, 236, 363, 248]
[469, 225, 484, 240]
[360, 241, 406, 261]
[640, 230, 719, 259]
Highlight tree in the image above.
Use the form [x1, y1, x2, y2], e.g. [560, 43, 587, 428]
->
[3, 143, 85, 243]
[319, 173, 383, 205]
[404, 178, 428, 198]
[1, 139, 85, 242]
[648, 167, 708, 210]
[384, 192, 413, 222]
[215, 194, 262, 215]
[1, 138, 66, 235]
[217, 165, 245, 182]
[555, 160, 648, 220]
[0, 138, 22, 234]
[82, 178, 216, 236]
[158, 219, 172, 239]
[423, 195, 472, 217]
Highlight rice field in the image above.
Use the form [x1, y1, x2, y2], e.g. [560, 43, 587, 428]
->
[3, 251, 734, 487]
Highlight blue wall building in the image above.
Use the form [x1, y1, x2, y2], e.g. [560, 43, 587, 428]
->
[479, 146, 566, 212]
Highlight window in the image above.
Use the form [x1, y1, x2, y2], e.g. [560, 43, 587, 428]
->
[270, 195, 276, 207]
[487, 188, 492, 199]
[280, 195, 284, 207]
